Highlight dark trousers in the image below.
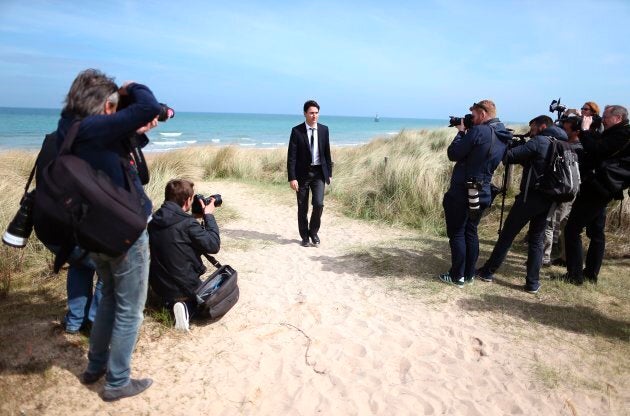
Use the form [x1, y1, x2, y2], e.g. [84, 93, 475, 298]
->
[563, 192, 610, 282]
[443, 191, 483, 279]
[297, 166, 325, 240]
[480, 191, 552, 290]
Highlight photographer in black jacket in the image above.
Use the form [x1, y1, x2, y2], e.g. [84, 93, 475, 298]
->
[563, 105, 630, 284]
[476, 115, 568, 294]
[148, 179, 220, 331]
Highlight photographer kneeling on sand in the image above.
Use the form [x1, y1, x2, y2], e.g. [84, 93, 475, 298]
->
[148, 179, 220, 331]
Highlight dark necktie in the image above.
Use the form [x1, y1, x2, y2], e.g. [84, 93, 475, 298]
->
[310, 128, 315, 163]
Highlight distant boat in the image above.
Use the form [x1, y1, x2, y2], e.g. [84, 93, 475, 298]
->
[374, 114, 380, 122]
[159, 132, 182, 137]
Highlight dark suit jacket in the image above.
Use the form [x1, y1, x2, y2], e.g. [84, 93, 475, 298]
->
[287, 122, 333, 184]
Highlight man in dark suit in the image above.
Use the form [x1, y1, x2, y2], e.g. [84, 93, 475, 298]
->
[287, 100, 333, 247]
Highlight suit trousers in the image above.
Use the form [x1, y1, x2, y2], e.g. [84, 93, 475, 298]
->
[480, 191, 552, 290]
[296, 166, 325, 240]
[563, 192, 610, 283]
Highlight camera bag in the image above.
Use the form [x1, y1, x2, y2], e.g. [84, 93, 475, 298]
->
[534, 137, 581, 203]
[196, 254, 239, 319]
[33, 122, 147, 266]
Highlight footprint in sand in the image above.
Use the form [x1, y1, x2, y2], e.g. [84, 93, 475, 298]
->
[471, 336, 488, 360]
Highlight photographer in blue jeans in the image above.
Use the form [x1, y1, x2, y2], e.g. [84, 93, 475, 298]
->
[55, 69, 161, 401]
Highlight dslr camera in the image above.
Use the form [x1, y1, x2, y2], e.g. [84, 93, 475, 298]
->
[191, 193, 223, 215]
[448, 114, 474, 129]
[157, 103, 175, 122]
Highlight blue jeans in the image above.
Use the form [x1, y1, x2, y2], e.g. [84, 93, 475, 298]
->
[86, 230, 150, 388]
[66, 261, 103, 331]
[45, 244, 103, 331]
[479, 191, 552, 290]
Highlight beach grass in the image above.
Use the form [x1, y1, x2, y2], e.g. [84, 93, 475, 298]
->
[0, 129, 628, 405]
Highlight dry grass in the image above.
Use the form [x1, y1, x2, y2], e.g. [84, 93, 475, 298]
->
[0, 130, 627, 409]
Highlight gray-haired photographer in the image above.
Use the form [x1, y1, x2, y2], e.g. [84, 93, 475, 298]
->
[38, 69, 165, 401]
[563, 104, 630, 285]
[438, 100, 512, 287]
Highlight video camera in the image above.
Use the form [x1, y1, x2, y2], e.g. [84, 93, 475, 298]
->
[191, 193, 223, 215]
[448, 113, 474, 129]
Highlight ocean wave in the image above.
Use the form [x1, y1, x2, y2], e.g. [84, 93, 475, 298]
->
[239, 143, 256, 147]
[159, 132, 182, 137]
[153, 140, 197, 146]
[211, 139, 220, 143]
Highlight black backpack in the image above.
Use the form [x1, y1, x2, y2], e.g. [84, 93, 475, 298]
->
[535, 137, 581, 202]
[33, 122, 148, 268]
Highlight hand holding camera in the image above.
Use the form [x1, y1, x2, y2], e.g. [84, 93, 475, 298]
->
[191, 193, 223, 216]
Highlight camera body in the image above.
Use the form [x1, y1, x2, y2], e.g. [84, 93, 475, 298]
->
[157, 103, 175, 122]
[549, 99, 567, 115]
[449, 113, 474, 129]
[191, 193, 223, 215]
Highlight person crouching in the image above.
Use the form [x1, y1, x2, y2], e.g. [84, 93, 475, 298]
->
[148, 179, 220, 331]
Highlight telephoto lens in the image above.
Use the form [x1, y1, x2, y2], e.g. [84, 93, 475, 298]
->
[466, 180, 482, 220]
[2, 191, 35, 248]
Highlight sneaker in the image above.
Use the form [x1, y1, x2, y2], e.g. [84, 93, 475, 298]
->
[464, 276, 474, 285]
[524, 284, 541, 294]
[438, 272, 465, 288]
[101, 378, 153, 402]
[173, 302, 189, 332]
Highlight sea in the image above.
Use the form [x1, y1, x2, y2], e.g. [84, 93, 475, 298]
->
[0, 107, 447, 152]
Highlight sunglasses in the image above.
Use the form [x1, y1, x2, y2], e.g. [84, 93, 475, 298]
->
[581, 107, 591, 111]
[472, 102, 488, 112]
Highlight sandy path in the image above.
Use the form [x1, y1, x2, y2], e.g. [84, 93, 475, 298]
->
[15, 181, 624, 415]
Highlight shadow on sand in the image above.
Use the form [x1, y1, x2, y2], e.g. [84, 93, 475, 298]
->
[458, 294, 629, 341]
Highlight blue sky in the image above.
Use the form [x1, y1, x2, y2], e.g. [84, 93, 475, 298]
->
[0, 0, 628, 121]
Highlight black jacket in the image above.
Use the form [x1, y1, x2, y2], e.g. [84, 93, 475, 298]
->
[508, 125, 568, 193]
[580, 121, 630, 199]
[287, 122, 333, 184]
[148, 201, 220, 301]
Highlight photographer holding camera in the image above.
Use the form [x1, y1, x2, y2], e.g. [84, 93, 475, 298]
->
[439, 100, 512, 287]
[52, 69, 162, 400]
[148, 179, 220, 331]
[563, 104, 630, 285]
[476, 115, 569, 294]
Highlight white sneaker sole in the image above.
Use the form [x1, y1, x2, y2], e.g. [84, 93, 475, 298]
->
[173, 302, 189, 332]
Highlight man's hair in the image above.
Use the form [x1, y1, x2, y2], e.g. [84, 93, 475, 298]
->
[604, 105, 629, 123]
[165, 179, 195, 206]
[529, 115, 554, 127]
[470, 99, 496, 118]
[562, 117, 580, 133]
[303, 100, 320, 113]
[583, 101, 600, 115]
[62, 69, 118, 119]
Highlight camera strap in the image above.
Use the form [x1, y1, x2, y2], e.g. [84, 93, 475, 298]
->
[203, 253, 223, 269]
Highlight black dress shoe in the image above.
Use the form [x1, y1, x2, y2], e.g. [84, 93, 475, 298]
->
[310, 234, 320, 245]
[300, 239, 310, 247]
